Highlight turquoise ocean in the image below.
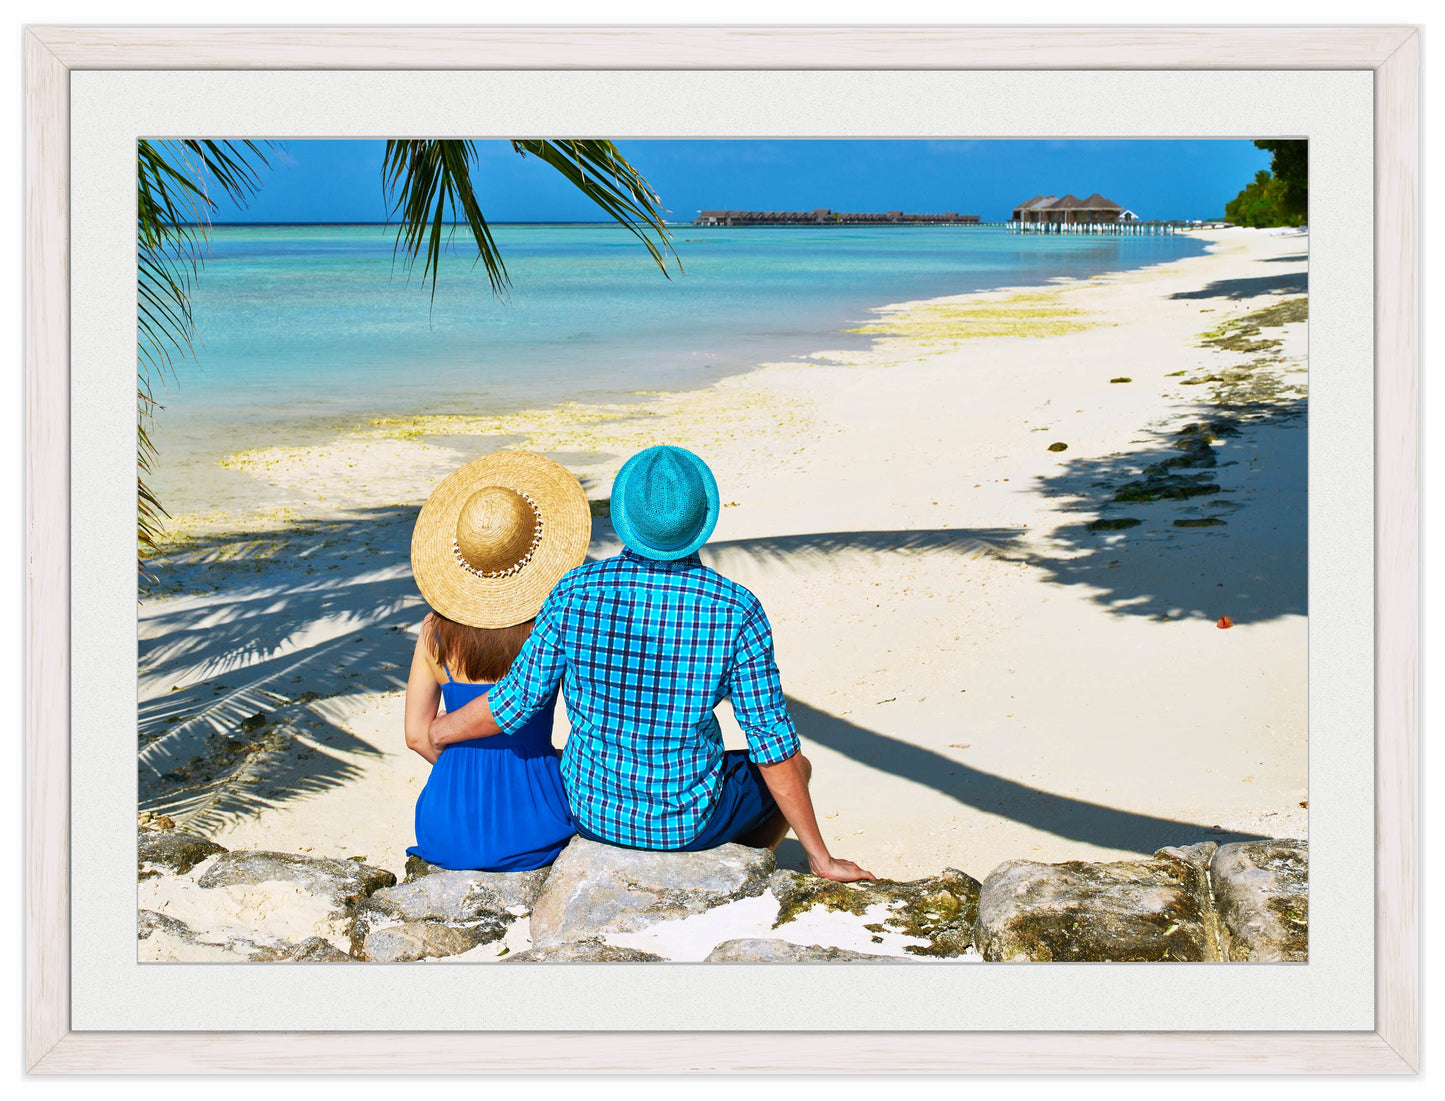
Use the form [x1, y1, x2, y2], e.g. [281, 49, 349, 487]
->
[154, 224, 1206, 495]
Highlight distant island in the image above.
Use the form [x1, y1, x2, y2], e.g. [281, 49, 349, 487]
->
[694, 209, 980, 226]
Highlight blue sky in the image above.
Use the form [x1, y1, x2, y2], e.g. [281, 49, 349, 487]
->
[208, 139, 1272, 224]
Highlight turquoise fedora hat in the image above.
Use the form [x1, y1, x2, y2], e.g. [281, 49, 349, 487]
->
[610, 445, 720, 561]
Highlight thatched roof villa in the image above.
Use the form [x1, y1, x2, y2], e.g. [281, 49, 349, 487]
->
[1012, 193, 1129, 224]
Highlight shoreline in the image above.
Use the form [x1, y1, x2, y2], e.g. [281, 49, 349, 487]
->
[140, 227, 1309, 885]
[148, 225, 1208, 523]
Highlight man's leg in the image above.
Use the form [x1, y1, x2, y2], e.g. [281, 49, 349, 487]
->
[737, 754, 811, 851]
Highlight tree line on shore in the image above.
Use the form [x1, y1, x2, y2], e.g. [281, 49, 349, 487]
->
[1224, 140, 1308, 228]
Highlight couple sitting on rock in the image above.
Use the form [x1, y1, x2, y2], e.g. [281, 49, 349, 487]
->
[404, 445, 874, 883]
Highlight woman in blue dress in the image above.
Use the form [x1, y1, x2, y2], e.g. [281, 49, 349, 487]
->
[402, 450, 593, 872]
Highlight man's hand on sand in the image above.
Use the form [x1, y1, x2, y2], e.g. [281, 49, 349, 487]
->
[809, 855, 877, 882]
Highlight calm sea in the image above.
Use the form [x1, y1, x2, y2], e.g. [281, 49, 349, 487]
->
[152, 223, 1205, 488]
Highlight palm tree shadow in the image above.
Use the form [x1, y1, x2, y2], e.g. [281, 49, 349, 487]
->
[787, 697, 1268, 854]
[140, 506, 428, 833]
[703, 527, 1025, 572]
[1017, 400, 1306, 623]
[1169, 271, 1307, 301]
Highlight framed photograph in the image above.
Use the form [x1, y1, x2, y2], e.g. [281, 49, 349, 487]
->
[25, 25, 1417, 1073]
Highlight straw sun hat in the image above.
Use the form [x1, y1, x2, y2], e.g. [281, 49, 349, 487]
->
[411, 451, 592, 629]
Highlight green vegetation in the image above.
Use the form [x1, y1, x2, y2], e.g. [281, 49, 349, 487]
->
[1223, 139, 1308, 228]
[136, 139, 676, 581]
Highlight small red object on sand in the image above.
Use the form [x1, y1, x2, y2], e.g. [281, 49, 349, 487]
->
[1217, 616, 1234, 629]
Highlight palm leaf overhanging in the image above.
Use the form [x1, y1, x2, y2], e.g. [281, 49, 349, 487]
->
[138, 137, 675, 584]
[137, 140, 272, 579]
[380, 139, 678, 300]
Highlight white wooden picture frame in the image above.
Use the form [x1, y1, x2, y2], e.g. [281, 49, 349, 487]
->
[24, 25, 1418, 1074]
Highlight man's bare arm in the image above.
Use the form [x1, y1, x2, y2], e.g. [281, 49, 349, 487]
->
[428, 692, 502, 753]
[757, 752, 875, 883]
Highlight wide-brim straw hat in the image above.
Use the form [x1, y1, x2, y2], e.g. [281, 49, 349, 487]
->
[411, 451, 592, 629]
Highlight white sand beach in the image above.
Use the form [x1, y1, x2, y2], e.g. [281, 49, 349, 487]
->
[139, 227, 1309, 890]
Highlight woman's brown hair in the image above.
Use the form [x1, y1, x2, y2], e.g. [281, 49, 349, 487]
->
[428, 611, 535, 682]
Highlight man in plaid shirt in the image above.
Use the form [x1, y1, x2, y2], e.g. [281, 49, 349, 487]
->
[429, 445, 874, 882]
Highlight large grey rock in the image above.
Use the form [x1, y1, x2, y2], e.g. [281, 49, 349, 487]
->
[771, 867, 981, 958]
[197, 850, 396, 912]
[348, 868, 538, 953]
[361, 921, 505, 963]
[372, 866, 550, 920]
[500, 937, 665, 963]
[976, 845, 1217, 961]
[704, 938, 900, 963]
[528, 837, 775, 947]
[1211, 839, 1308, 961]
[137, 829, 226, 878]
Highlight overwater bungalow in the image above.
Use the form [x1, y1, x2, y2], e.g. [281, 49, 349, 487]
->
[1011, 193, 1127, 225]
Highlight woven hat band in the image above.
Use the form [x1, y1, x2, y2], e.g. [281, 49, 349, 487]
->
[455, 486, 541, 575]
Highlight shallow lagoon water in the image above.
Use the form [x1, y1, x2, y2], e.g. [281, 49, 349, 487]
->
[153, 223, 1205, 485]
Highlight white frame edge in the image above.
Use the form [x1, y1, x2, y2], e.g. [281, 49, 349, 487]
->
[22, 24, 1420, 1075]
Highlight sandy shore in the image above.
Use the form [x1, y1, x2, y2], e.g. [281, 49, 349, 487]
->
[139, 227, 1309, 884]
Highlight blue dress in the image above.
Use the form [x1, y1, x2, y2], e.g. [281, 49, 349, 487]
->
[408, 665, 576, 872]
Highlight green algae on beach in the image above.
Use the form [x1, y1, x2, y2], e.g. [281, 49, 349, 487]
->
[847, 289, 1098, 348]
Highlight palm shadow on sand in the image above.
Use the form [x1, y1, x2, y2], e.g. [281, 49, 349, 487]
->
[139, 507, 427, 832]
[140, 513, 1022, 833]
[141, 505, 1281, 848]
[1168, 271, 1308, 301]
[1017, 399, 1307, 624]
[786, 697, 1269, 855]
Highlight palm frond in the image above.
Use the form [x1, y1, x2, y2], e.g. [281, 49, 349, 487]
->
[381, 139, 679, 302]
[511, 139, 678, 278]
[381, 140, 508, 300]
[136, 139, 274, 584]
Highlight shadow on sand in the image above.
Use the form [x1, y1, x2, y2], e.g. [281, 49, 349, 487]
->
[140, 507, 427, 832]
[139, 514, 1022, 833]
[1017, 399, 1306, 624]
[787, 697, 1269, 855]
[1168, 271, 1308, 301]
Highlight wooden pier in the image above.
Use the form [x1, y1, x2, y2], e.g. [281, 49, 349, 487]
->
[1005, 219, 1193, 235]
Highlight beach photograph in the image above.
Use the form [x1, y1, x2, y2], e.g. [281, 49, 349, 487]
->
[135, 137, 1309, 964]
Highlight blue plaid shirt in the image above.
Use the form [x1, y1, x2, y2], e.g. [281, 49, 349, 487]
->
[486, 549, 800, 850]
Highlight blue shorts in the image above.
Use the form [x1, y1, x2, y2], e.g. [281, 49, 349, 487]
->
[575, 750, 780, 852]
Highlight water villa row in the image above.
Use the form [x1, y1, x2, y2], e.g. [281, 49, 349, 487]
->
[694, 209, 981, 226]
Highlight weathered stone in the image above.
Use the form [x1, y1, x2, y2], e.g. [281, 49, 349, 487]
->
[139, 909, 285, 962]
[281, 936, 357, 962]
[374, 866, 549, 919]
[137, 828, 226, 877]
[348, 868, 543, 952]
[1211, 839, 1308, 961]
[361, 920, 505, 963]
[771, 867, 981, 957]
[501, 937, 665, 963]
[704, 938, 900, 963]
[138, 908, 194, 940]
[528, 837, 775, 947]
[197, 850, 395, 912]
[976, 846, 1216, 961]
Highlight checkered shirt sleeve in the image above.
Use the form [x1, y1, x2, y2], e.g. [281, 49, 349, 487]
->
[486, 593, 567, 735]
[726, 606, 800, 765]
